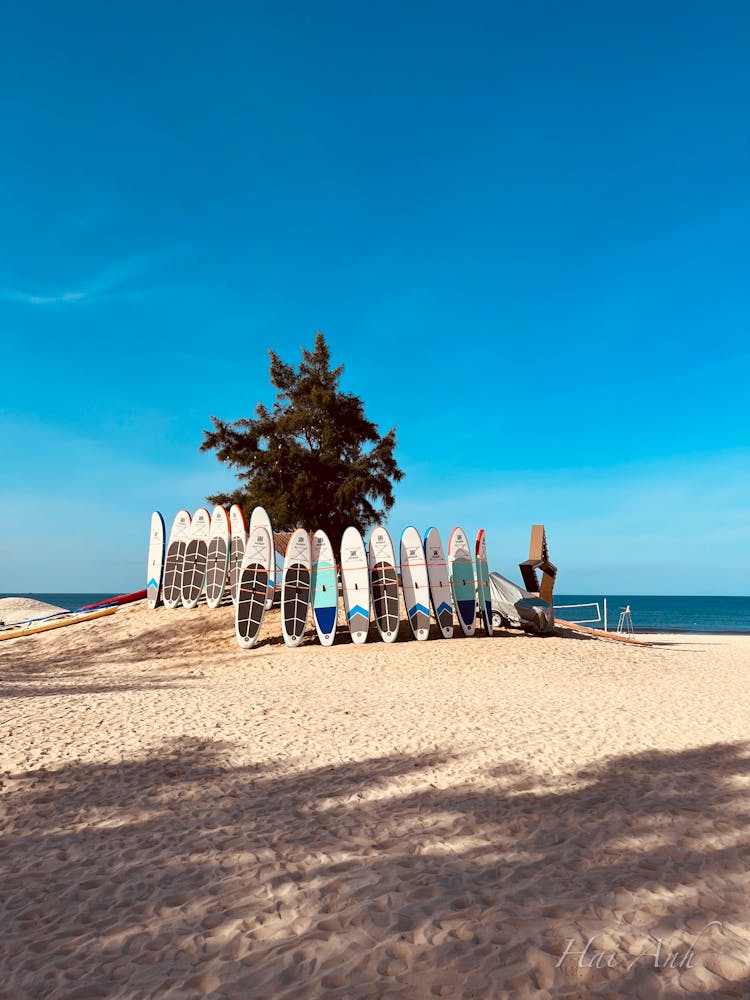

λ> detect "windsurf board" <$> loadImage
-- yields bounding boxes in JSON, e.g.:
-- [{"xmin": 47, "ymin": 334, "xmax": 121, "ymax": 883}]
[{"xmin": 0, "ymin": 607, "xmax": 117, "ymax": 642}]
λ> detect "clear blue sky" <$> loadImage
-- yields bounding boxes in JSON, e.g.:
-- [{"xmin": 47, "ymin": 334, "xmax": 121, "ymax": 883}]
[{"xmin": 1, "ymin": 1, "xmax": 748, "ymax": 595}]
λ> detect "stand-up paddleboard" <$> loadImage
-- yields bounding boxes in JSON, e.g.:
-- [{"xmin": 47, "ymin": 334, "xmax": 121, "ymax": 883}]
[
  {"xmin": 162, "ymin": 510, "xmax": 191, "ymax": 609},
  {"xmin": 181, "ymin": 508, "xmax": 210, "ymax": 608},
  {"xmin": 423, "ymin": 526, "xmax": 454, "ymax": 638},
  {"xmin": 146, "ymin": 511, "xmax": 166, "ymax": 610},
  {"xmin": 475, "ymin": 529, "xmax": 493, "ymax": 636},
  {"xmin": 311, "ymin": 529, "xmax": 338, "ymax": 646},
  {"xmin": 249, "ymin": 506, "xmax": 275, "ymax": 610},
  {"xmin": 281, "ymin": 528, "xmax": 311, "ymax": 647},
  {"xmin": 448, "ymin": 526, "xmax": 476, "ymax": 636},
  {"xmin": 205, "ymin": 505, "xmax": 230, "ymax": 608},
  {"xmin": 235, "ymin": 525, "xmax": 272, "ymax": 649},
  {"xmin": 400, "ymin": 526, "xmax": 431, "ymax": 640},
  {"xmin": 229, "ymin": 505, "xmax": 247, "ymax": 606},
  {"xmin": 340, "ymin": 526, "xmax": 370, "ymax": 643},
  {"xmin": 368, "ymin": 525, "xmax": 400, "ymax": 643}
]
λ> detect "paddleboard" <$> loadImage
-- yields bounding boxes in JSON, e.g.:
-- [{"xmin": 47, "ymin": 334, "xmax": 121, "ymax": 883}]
[
  {"xmin": 249, "ymin": 506, "xmax": 275, "ymax": 610},
  {"xmin": 281, "ymin": 528, "xmax": 311, "ymax": 647},
  {"xmin": 423, "ymin": 526, "xmax": 454, "ymax": 638},
  {"xmin": 228, "ymin": 504, "xmax": 247, "ymax": 606},
  {"xmin": 311, "ymin": 529, "xmax": 338, "ymax": 646},
  {"xmin": 340, "ymin": 526, "xmax": 370, "ymax": 643},
  {"xmin": 146, "ymin": 512, "xmax": 166, "ymax": 610},
  {"xmin": 368, "ymin": 525, "xmax": 400, "ymax": 642},
  {"xmin": 475, "ymin": 529, "xmax": 494, "ymax": 636},
  {"xmin": 400, "ymin": 525, "xmax": 431, "ymax": 640},
  {"xmin": 205, "ymin": 505, "xmax": 230, "ymax": 608},
  {"xmin": 235, "ymin": 524, "xmax": 272, "ymax": 649},
  {"xmin": 162, "ymin": 510, "xmax": 191, "ymax": 609},
  {"xmin": 181, "ymin": 507, "xmax": 210, "ymax": 608},
  {"xmin": 448, "ymin": 526, "xmax": 476, "ymax": 636}
]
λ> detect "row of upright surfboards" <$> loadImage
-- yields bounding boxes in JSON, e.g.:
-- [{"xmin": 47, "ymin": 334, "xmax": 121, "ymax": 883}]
[{"xmin": 146, "ymin": 505, "xmax": 494, "ymax": 649}]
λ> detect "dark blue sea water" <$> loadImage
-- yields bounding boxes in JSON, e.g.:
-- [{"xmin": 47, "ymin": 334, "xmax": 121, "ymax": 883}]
[
  {"xmin": 0, "ymin": 593, "xmax": 117, "ymax": 612},
  {"xmin": 555, "ymin": 595, "xmax": 750, "ymax": 634},
  {"xmin": 2, "ymin": 593, "xmax": 749, "ymax": 634}
]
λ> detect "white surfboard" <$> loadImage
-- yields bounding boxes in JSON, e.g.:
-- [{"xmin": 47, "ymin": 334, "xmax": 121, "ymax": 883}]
[
  {"xmin": 340, "ymin": 526, "xmax": 370, "ymax": 643},
  {"xmin": 448, "ymin": 526, "xmax": 476, "ymax": 636},
  {"xmin": 249, "ymin": 506, "xmax": 275, "ymax": 610},
  {"xmin": 368, "ymin": 525, "xmax": 400, "ymax": 643},
  {"xmin": 228, "ymin": 505, "xmax": 247, "ymax": 606},
  {"xmin": 400, "ymin": 525, "xmax": 431, "ymax": 640},
  {"xmin": 475, "ymin": 529, "xmax": 494, "ymax": 636},
  {"xmin": 423, "ymin": 526, "xmax": 454, "ymax": 638},
  {"xmin": 311, "ymin": 529, "xmax": 338, "ymax": 646},
  {"xmin": 181, "ymin": 508, "xmax": 211, "ymax": 608},
  {"xmin": 281, "ymin": 528, "xmax": 311, "ymax": 647},
  {"xmin": 205, "ymin": 505, "xmax": 230, "ymax": 608},
  {"xmin": 162, "ymin": 510, "xmax": 191, "ymax": 609},
  {"xmin": 235, "ymin": 525, "xmax": 272, "ymax": 649},
  {"xmin": 146, "ymin": 511, "xmax": 166, "ymax": 610}
]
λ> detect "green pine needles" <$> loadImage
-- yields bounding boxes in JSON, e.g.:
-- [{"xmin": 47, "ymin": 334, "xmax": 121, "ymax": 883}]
[{"xmin": 201, "ymin": 331, "xmax": 404, "ymax": 547}]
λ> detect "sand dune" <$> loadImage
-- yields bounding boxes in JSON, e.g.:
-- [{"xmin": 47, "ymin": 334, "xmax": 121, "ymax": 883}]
[
  {"xmin": 1, "ymin": 601, "xmax": 749, "ymax": 997},
  {"xmin": 0, "ymin": 597, "xmax": 68, "ymax": 626}
]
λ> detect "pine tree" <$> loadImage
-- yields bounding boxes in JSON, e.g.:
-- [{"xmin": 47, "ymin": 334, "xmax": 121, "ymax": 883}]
[{"xmin": 201, "ymin": 332, "xmax": 404, "ymax": 546}]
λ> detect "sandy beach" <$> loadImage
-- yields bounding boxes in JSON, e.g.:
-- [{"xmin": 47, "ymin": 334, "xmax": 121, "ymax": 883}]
[
  {"xmin": 2, "ymin": 601, "xmax": 749, "ymax": 998},
  {"xmin": 0, "ymin": 598, "xmax": 69, "ymax": 626}
]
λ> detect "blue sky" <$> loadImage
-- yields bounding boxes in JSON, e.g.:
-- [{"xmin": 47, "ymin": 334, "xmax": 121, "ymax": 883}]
[{"xmin": 1, "ymin": 1, "xmax": 748, "ymax": 594}]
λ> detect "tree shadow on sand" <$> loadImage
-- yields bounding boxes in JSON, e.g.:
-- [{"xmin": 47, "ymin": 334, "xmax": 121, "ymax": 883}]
[{"xmin": 2, "ymin": 740, "xmax": 750, "ymax": 998}]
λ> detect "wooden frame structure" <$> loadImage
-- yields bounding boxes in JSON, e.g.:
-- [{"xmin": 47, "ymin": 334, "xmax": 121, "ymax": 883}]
[{"xmin": 519, "ymin": 524, "xmax": 557, "ymax": 605}]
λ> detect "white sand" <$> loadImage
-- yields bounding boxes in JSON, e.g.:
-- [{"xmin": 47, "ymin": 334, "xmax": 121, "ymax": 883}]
[
  {"xmin": 0, "ymin": 597, "xmax": 68, "ymax": 626},
  {"xmin": 1, "ymin": 602, "xmax": 749, "ymax": 997}
]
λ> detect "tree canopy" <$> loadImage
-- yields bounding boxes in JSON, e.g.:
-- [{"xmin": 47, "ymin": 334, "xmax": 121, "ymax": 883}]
[{"xmin": 201, "ymin": 332, "xmax": 404, "ymax": 546}]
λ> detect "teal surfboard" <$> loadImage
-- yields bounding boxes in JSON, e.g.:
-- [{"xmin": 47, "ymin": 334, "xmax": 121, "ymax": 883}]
[
  {"xmin": 475, "ymin": 529, "xmax": 493, "ymax": 636},
  {"xmin": 311, "ymin": 529, "xmax": 338, "ymax": 646},
  {"xmin": 448, "ymin": 526, "xmax": 476, "ymax": 636}
]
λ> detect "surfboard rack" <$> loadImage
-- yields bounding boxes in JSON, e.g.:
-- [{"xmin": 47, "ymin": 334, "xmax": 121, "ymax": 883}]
[{"xmin": 519, "ymin": 524, "xmax": 557, "ymax": 604}]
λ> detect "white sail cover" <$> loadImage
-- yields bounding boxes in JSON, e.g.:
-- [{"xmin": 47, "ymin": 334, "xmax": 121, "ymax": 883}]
[{"xmin": 489, "ymin": 572, "xmax": 555, "ymax": 634}]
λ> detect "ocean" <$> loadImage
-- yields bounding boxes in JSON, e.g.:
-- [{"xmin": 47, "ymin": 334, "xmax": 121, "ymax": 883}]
[
  {"xmin": 554, "ymin": 594, "xmax": 750, "ymax": 634},
  {"xmin": 2, "ymin": 593, "xmax": 749, "ymax": 635},
  {"xmin": 0, "ymin": 593, "xmax": 117, "ymax": 612}
]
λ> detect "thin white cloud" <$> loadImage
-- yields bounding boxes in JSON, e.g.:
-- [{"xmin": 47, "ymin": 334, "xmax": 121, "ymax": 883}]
[
  {"xmin": 0, "ymin": 289, "xmax": 87, "ymax": 305},
  {"xmin": 0, "ymin": 247, "xmax": 187, "ymax": 307}
]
